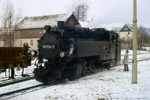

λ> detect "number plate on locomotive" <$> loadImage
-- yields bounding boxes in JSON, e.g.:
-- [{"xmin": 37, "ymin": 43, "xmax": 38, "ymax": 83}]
[{"xmin": 43, "ymin": 45, "xmax": 55, "ymax": 49}]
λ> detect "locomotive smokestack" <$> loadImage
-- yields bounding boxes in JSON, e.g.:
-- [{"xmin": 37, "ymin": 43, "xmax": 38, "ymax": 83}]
[{"xmin": 57, "ymin": 21, "xmax": 64, "ymax": 30}]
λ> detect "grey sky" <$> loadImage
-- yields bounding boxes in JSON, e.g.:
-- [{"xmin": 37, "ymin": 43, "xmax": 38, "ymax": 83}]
[{"xmin": 0, "ymin": 0, "xmax": 149, "ymax": 29}]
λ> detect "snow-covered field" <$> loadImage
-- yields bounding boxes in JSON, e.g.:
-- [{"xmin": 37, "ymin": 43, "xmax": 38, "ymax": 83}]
[{"xmin": 1, "ymin": 49, "xmax": 150, "ymax": 100}]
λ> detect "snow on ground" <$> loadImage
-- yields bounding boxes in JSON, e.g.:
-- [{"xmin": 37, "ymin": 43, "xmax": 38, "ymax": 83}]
[
  {"xmin": 142, "ymin": 47, "xmax": 150, "ymax": 51},
  {"xmin": 0, "ymin": 61, "xmax": 36, "ymax": 81},
  {"xmin": 121, "ymin": 49, "xmax": 150, "ymax": 64},
  {"xmin": 1, "ymin": 49, "xmax": 150, "ymax": 100},
  {"xmin": 121, "ymin": 49, "xmax": 150, "ymax": 56},
  {"xmin": 0, "ymin": 80, "xmax": 41, "ymax": 94}
]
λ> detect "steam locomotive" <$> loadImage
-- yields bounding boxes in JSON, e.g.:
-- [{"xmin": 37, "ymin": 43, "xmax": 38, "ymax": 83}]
[{"xmin": 34, "ymin": 21, "xmax": 121, "ymax": 83}]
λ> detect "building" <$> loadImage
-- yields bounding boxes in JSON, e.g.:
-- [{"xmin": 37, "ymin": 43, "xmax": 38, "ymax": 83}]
[
  {"xmin": 14, "ymin": 14, "xmax": 81, "ymax": 50},
  {"xmin": 64, "ymin": 14, "xmax": 81, "ymax": 27},
  {"xmin": 0, "ymin": 29, "xmax": 14, "ymax": 47},
  {"xmin": 119, "ymin": 24, "xmax": 133, "ymax": 41}
]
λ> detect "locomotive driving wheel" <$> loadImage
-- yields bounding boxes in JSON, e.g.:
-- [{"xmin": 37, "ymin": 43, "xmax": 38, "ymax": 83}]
[{"xmin": 70, "ymin": 62, "xmax": 83, "ymax": 80}]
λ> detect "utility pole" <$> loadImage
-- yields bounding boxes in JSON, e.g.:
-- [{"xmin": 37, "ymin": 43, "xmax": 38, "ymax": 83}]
[{"xmin": 132, "ymin": 0, "xmax": 138, "ymax": 84}]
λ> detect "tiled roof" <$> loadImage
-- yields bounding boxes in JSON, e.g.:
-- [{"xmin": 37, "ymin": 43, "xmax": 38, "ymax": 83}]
[
  {"xmin": 126, "ymin": 24, "xmax": 133, "ymax": 31},
  {"xmin": 15, "ymin": 14, "xmax": 67, "ymax": 30}
]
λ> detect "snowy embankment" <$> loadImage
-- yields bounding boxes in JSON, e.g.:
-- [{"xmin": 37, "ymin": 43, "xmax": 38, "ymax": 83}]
[{"xmin": 0, "ymin": 49, "xmax": 149, "ymax": 100}]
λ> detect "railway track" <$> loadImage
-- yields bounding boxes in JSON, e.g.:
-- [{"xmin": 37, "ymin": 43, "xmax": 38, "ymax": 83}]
[
  {"xmin": 0, "ymin": 78, "xmax": 68, "ymax": 100},
  {"xmin": 0, "ymin": 84, "xmax": 46, "ymax": 100},
  {"xmin": 0, "ymin": 76, "xmax": 34, "ymax": 87}
]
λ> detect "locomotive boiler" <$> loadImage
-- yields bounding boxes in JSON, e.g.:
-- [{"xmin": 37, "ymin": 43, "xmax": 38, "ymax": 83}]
[{"xmin": 34, "ymin": 22, "xmax": 121, "ymax": 83}]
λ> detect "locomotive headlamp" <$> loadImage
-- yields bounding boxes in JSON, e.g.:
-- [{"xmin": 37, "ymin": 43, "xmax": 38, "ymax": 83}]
[
  {"xmin": 60, "ymin": 51, "xmax": 65, "ymax": 57},
  {"xmin": 31, "ymin": 51, "xmax": 35, "ymax": 55},
  {"xmin": 31, "ymin": 50, "xmax": 37, "ymax": 57}
]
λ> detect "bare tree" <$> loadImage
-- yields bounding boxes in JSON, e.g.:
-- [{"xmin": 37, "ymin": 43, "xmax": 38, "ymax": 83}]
[
  {"xmin": 126, "ymin": 32, "xmax": 133, "ymax": 49},
  {"xmin": 1, "ymin": 0, "xmax": 22, "ymax": 46},
  {"xmin": 73, "ymin": 4, "xmax": 89, "ymax": 21},
  {"xmin": 137, "ymin": 26, "xmax": 149, "ymax": 50}
]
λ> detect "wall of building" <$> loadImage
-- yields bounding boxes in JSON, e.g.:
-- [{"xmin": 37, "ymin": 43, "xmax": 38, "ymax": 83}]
[
  {"xmin": 15, "ymin": 29, "xmax": 45, "ymax": 39},
  {"xmin": 15, "ymin": 29, "xmax": 45, "ymax": 50},
  {"xmin": 119, "ymin": 31, "xmax": 133, "ymax": 41},
  {"xmin": 15, "ymin": 38, "xmax": 39, "ymax": 50},
  {"xmin": 64, "ymin": 15, "xmax": 81, "ymax": 27}
]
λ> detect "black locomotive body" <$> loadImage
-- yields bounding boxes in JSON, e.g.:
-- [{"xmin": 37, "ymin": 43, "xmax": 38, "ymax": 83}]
[{"xmin": 34, "ymin": 22, "xmax": 121, "ymax": 83}]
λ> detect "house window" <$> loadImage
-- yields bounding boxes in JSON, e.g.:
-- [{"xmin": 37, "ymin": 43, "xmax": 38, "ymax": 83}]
[
  {"xmin": 20, "ymin": 40, "xmax": 22, "ymax": 46},
  {"xmin": 31, "ymin": 40, "xmax": 33, "ymax": 45}
]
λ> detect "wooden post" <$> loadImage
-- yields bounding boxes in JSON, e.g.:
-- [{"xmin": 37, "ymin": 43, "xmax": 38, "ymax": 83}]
[{"xmin": 11, "ymin": 68, "xmax": 15, "ymax": 79}]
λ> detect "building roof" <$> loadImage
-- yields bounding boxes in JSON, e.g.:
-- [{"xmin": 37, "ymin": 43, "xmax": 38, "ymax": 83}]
[
  {"xmin": 64, "ymin": 14, "xmax": 81, "ymax": 27},
  {"xmin": 0, "ymin": 29, "xmax": 14, "ymax": 34},
  {"xmin": 15, "ymin": 14, "xmax": 67, "ymax": 30},
  {"xmin": 120, "ymin": 24, "xmax": 133, "ymax": 32},
  {"xmin": 120, "ymin": 24, "xmax": 150, "ymax": 35}
]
